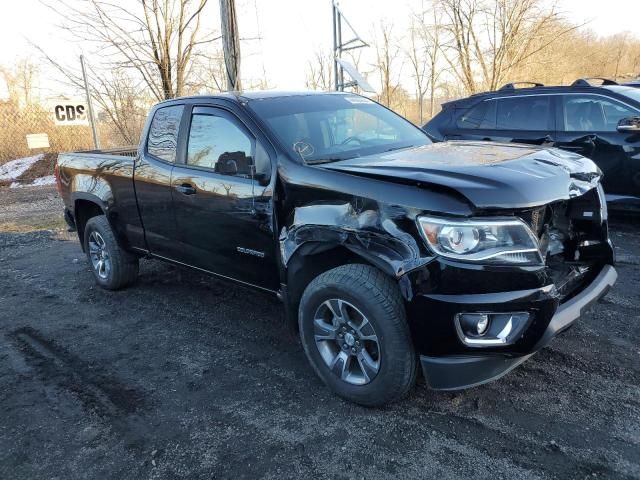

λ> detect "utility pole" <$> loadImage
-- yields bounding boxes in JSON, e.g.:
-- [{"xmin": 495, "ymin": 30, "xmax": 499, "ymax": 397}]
[
  {"xmin": 332, "ymin": 2, "xmax": 338, "ymax": 91},
  {"xmin": 80, "ymin": 55, "xmax": 100, "ymax": 149},
  {"xmin": 331, "ymin": 1, "xmax": 372, "ymax": 92},
  {"xmin": 219, "ymin": 0, "xmax": 242, "ymax": 91}
]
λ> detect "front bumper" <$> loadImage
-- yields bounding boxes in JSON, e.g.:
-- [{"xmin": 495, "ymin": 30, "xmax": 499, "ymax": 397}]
[{"xmin": 419, "ymin": 264, "xmax": 617, "ymax": 390}]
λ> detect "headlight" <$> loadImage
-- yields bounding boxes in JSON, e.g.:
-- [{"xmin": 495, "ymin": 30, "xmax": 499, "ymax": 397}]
[{"xmin": 417, "ymin": 215, "xmax": 542, "ymax": 264}]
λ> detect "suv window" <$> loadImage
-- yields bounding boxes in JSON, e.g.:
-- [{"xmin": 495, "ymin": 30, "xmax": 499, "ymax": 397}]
[
  {"xmin": 496, "ymin": 96, "xmax": 551, "ymax": 130},
  {"xmin": 187, "ymin": 113, "xmax": 254, "ymax": 177},
  {"xmin": 456, "ymin": 101, "xmax": 496, "ymax": 129},
  {"xmin": 562, "ymin": 95, "xmax": 638, "ymax": 132},
  {"xmin": 147, "ymin": 105, "xmax": 184, "ymax": 162}
]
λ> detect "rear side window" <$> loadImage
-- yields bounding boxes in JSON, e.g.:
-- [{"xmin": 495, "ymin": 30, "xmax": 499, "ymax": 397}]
[
  {"xmin": 496, "ymin": 96, "xmax": 551, "ymax": 130},
  {"xmin": 147, "ymin": 105, "xmax": 184, "ymax": 162},
  {"xmin": 456, "ymin": 101, "xmax": 496, "ymax": 129}
]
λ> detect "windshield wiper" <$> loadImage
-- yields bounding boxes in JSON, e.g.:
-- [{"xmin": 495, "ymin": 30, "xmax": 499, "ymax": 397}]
[
  {"xmin": 383, "ymin": 145, "xmax": 415, "ymax": 153},
  {"xmin": 304, "ymin": 157, "xmax": 350, "ymax": 165}
]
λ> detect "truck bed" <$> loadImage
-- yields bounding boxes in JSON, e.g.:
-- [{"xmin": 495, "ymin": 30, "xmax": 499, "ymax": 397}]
[{"xmin": 76, "ymin": 146, "xmax": 138, "ymax": 157}]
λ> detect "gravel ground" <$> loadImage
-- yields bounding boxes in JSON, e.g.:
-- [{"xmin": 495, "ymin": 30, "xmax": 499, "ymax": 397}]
[
  {"xmin": 0, "ymin": 186, "xmax": 64, "ymax": 231},
  {"xmin": 0, "ymin": 186, "xmax": 639, "ymax": 479}
]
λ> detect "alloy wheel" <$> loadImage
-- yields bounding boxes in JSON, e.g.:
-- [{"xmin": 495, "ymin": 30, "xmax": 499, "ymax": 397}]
[
  {"xmin": 88, "ymin": 231, "xmax": 111, "ymax": 280},
  {"xmin": 313, "ymin": 298, "xmax": 381, "ymax": 385}
]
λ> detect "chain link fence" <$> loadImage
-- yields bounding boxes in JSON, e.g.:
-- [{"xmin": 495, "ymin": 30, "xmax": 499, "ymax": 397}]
[
  {"xmin": 0, "ymin": 100, "xmax": 136, "ymax": 164},
  {"xmin": 0, "ymin": 101, "xmax": 93, "ymax": 163}
]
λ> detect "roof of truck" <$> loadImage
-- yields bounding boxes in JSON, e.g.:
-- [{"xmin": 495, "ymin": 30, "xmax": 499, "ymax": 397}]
[{"xmin": 156, "ymin": 90, "xmax": 348, "ymax": 105}]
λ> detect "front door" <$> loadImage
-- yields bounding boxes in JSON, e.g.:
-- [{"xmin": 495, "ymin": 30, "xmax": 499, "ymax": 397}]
[
  {"xmin": 170, "ymin": 105, "xmax": 278, "ymax": 291},
  {"xmin": 554, "ymin": 94, "xmax": 640, "ymax": 197}
]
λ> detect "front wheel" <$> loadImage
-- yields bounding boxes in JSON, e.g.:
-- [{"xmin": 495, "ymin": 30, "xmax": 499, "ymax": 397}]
[
  {"xmin": 298, "ymin": 264, "xmax": 417, "ymax": 407},
  {"xmin": 84, "ymin": 215, "xmax": 139, "ymax": 290}
]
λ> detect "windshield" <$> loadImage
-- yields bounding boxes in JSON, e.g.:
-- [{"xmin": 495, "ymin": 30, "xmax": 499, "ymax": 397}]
[{"xmin": 247, "ymin": 94, "xmax": 431, "ymax": 163}]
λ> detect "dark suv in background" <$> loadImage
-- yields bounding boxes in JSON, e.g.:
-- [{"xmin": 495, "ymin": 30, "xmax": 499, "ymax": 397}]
[{"xmin": 423, "ymin": 79, "xmax": 640, "ymax": 211}]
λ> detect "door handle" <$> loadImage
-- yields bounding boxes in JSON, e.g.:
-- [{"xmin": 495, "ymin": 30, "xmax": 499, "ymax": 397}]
[{"xmin": 175, "ymin": 183, "xmax": 197, "ymax": 195}]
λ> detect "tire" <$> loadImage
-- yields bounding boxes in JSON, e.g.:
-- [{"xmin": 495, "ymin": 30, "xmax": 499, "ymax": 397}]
[
  {"xmin": 298, "ymin": 264, "xmax": 417, "ymax": 407},
  {"xmin": 84, "ymin": 215, "xmax": 138, "ymax": 290}
]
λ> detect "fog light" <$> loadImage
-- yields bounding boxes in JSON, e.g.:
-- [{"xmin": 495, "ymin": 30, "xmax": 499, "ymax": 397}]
[
  {"xmin": 455, "ymin": 312, "xmax": 531, "ymax": 347},
  {"xmin": 476, "ymin": 314, "xmax": 489, "ymax": 335}
]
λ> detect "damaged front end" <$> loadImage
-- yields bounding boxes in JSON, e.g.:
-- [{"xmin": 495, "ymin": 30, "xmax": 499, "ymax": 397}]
[
  {"xmin": 520, "ymin": 184, "xmax": 614, "ymax": 302},
  {"xmin": 409, "ymin": 183, "xmax": 616, "ymax": 390},
  {"xmin": 279, "ymin": 158, "xmax": 616, "ymax": 390}
]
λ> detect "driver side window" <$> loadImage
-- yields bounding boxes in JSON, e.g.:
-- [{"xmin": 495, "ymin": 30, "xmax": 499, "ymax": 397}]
[{"xmin": 187, "ymin": 113, "xmax": 254, "ymax": 177}]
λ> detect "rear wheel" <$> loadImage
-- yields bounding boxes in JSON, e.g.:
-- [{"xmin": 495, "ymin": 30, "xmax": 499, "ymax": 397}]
[
  {"xmin": 84, "ymin": 216, "xmax": 138, "ymax": 290},
  {"xmin": 298, "ymin": 264, "xmax": 417, "ymax": 407}
]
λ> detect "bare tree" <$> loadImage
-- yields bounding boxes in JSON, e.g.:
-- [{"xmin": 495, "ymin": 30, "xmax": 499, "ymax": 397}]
[
  {"xmin": 244, "ymin": 62, "xmax": 274, "ymax": 90},
  {"xmin": 406, "ymin": 3, "xmax": 444, "ymax": 123},
  {"xmin": 90, "ymin": 69, "xmax": 149, "ymax": 145},
  {"xmin": 438, "ymin": 0, "xmax": 478, "ymax": 93},
  {"xmin": 43, "ymin": 0, "xmax": 217, "ymax": 101},
  {"xmin": 406, "ymin": 18, "xmax": 429, "ymax": 123},
  {"xmin": 610, "ymin": 33, "xmax": 629, "ymax": 79},
  {"xmin": 305, "ymin": 49, "xmax": 334, "ymax": 91},
  {"xmin": 372, "ymin": 22, "xmax": 404, "ymax": 109},
  {"xmin": 189, "ymin": 51, "xmax": 228, "ymax": 93},
  {"xmin": 439, "ymin": 0, "xmax": 580, "ymax": 93},
  {"xmin": 221, "ymin": 183, "xmax": 233, "ymax": 196},
  {"xmin": 423, "ymin": 6, "xmax": 445, "ymax": 118},
  {"xmin": 0, "ymin": 60, "xmax": 38, "ymax": 106}
]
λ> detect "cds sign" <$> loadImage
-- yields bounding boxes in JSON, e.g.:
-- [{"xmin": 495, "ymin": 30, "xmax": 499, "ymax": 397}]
[{"xmin": 51, "ymin": 100, "xmax": 89, "ymax": 126}]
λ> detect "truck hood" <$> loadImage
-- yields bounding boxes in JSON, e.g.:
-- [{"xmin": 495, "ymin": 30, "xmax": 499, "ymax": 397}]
[{"xmin": 318, "ymin": 141, "xmax": 601, "ymax": 209}]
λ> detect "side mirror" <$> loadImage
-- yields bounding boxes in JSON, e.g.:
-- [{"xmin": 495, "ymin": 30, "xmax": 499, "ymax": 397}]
[{"xmin": 617, "ymin": 116, "xmax": 640, "ymax": 133}]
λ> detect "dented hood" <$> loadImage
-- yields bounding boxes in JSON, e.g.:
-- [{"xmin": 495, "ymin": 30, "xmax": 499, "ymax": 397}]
[{"xmin": 319, "ymin": 141, "xmax": 601, "ymax": 209}]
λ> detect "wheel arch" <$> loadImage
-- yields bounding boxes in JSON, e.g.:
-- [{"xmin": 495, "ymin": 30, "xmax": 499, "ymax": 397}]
[
  {"xmin": 284, "ymin": 241, "xmax": 406, "ymax": 333},
  {"xmin": 72, "ymin": 193, "xmax": 122, "ymax": 252}
]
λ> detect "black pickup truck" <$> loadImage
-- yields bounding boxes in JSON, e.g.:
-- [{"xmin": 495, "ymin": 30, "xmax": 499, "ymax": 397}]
[{"xmin": 55, "ymin": 91, "xmax": 617, "ymax": 406}]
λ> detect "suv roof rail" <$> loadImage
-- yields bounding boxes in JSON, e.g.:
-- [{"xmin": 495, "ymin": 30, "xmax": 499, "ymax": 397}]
[
  {"xmin": 572, "ymin": 77, "xmax": 619, "ymax": 87},
  {"xmin": 499, "ymin": 81, "xmax": 544, "ymax": 91}
]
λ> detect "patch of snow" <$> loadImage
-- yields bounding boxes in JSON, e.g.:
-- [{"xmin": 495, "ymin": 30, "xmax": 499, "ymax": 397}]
[
  {"xmin": 9, "ymin": 175, "xmax": 56, "ymax": 189},
  {"xmin": 30, "ymin": 175, "xmax": 56, "ymax": 186},
  {"xmin": 0, "ymin": 154, "xmax": 43, "ymax": 181}
]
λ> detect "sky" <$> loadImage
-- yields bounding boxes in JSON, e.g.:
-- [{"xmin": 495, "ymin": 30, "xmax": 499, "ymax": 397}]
[{"xmin": 1, "ymin": 0, "xmax": 639, "ymax": 98}]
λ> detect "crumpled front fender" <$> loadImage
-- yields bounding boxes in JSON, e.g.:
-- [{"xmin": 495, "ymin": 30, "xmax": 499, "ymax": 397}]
[{"xmin": 279, "ymin": 201, "xmax": 437, "ymax": 300}]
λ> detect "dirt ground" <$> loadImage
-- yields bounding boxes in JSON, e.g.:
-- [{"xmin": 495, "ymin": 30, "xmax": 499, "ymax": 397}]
[{"xmin": 1, "ymin": 186, "xmax": 639, "ymax": 479}]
